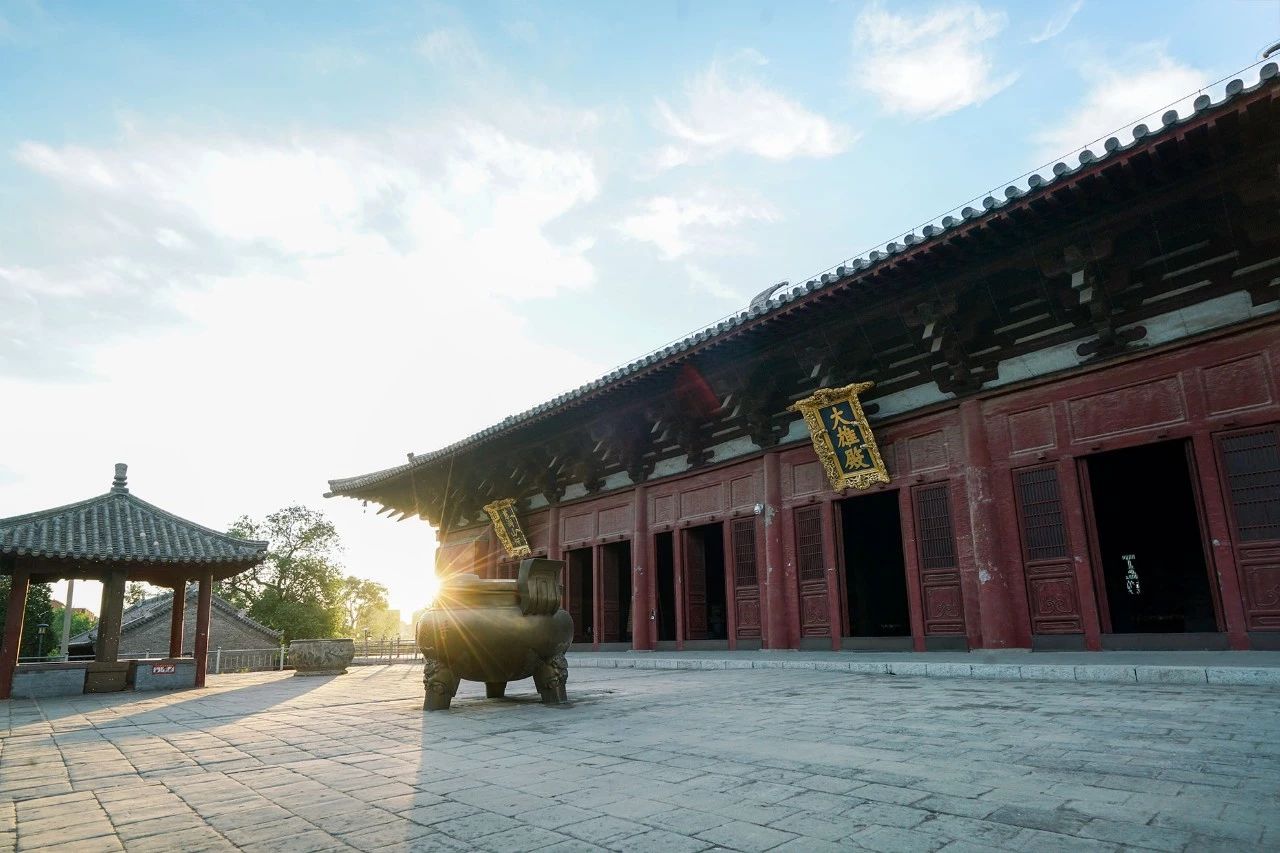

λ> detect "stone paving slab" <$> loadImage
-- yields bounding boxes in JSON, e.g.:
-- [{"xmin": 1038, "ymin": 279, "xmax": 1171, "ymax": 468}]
[
  {"xmin": 567, "ymin": 649, "xmax": 1280, "ymax": 687},
  {"xmin": 1, "ymin": 663, "xmax": 1278, "ymax": 851}
]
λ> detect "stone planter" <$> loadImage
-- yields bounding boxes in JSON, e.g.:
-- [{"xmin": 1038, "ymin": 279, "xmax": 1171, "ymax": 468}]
[
  {"xmin": 417, "ymin": 558, "xmax": 572, "ymax": 710},
  {"xmin": 288, "ymin": 638, "xmax": 355, "ymax": 676}
]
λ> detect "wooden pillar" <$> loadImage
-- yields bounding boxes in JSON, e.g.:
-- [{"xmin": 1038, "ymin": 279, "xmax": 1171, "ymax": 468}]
[
  {"xmin": 591, "ymin": 545, "xmax": 602, "ymax": 650},
  {"xmin": 899, "ymin": 487, "xmax": 927, "ymax": 652},
  {"xmin": 959, "ymin": 399, "xmax": 1031, "ymax": 648},
  {"xmin": 168, "ymin": 582, "xmax": 187, "ymax": 658},
  {"xmin": 632, "ymin": 485, "xmax": 653, "ymax": 650},
  {"xmin": 762, "ymin": 450, "xmax": 787, "ymax": 649},
  {"xmin": 820, "ymin": 499, "xmax": 842, "ymax": 651},
  {"xmin": 548, "ymin": 504, "xmax": 564, "ymax": 609},
  {"xmin": 95, "ymin": 568, "xmax": 127, "ymax": 663},
  {"xmin": 0, "ymin": 561, "xmax": 30, "ymax": 701},
  {"xmin": 193, "ymin": 572, "xmax": 213, "ymax": 687},
  {"xmin": 673, "ymin": 526, "xmax": 686, "ymax": 649},
  {"xmin": 722, "ymin": 519, "xmax": 738, "ymax": 650}
]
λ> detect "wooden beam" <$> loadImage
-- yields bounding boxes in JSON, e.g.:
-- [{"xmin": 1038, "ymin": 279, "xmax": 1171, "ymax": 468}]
[
  {"xmin": 193, "ymin": 573, "xmax": 213, "ymax": 687},
  {"xmin": 0, "ymin": 561, "xmax": 30, "ymax": 700}
]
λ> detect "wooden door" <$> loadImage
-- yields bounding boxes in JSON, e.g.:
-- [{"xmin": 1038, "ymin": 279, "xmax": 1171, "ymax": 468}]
[
  {"xmin": 683, "ymin": 530, "xmax": 709, "ymax": 639},
  {"xmin": 912, "ymin": 484, "xmax": 966, "ymax": 636},
  {"xmin": 1216, "ymin": 425, "xmax": 1280, "ymax": 631},
  {"xmin": 601, "ymin": 547, "xmax": 621, "ymax": 642},
  {"xmin": 731, "ymin": 519, "xmax": 761, "ymax": 640},
  {"xmin": 795, "ymin": 506, "xmax": 830, "ymax": 637},
  {"xmin": 1014, "ymin": 465, "xmax": 1085, "ymax": 634}
]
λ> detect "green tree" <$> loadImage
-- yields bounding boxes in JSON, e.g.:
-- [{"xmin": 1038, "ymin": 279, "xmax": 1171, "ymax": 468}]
[
  {"xmin": 125, "ymin": 582, "xmax": 154, "ymax": 606},
  {"xmin": 341, "ymin": 576, "xmax": 390, "ymax": 636},
  {"xmin": 217, "ymin": 505, "xmax": 346, "ymax": 643},
  {"xmin": 0, "ymin": 578, "xmax": 58, "ymax": 658}
]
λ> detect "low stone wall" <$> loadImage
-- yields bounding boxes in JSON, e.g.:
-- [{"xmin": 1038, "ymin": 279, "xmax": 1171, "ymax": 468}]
[
  {"xmin": 10, "ymin": 664, "xmax": 89, "ymax": 698},
  {"xmin": 132, "ymin": 659, "xmax": 196, "ymax": 691}
]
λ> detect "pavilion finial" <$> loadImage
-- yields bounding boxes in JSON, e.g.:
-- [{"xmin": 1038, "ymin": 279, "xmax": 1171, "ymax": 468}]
[{"xmin": 111, "ymin": 463, "xmax": 129, "ymax": 494}]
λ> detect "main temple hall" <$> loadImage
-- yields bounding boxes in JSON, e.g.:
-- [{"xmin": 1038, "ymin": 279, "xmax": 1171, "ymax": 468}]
[{"xmin": 329, "ymin": 65, "xmax": 1280, "ymax": 655}]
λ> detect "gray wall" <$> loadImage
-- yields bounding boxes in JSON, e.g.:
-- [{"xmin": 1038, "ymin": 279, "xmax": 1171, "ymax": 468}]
[{"xmin": 122, "ymin": 595, "xmax": 280, "ymax": 656}]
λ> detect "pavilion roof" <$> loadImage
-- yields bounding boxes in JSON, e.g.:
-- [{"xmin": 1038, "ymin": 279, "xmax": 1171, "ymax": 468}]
[
  {"xmin": 327, "ymin": 62, "xmax": 1280, "ymax": 501},
  {"xmin": 0, "ymin": 464, "xmax": 268, "ymax": 566}
]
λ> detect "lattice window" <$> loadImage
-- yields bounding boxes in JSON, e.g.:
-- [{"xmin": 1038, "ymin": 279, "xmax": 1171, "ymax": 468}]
[
  {"xmin": 731, "ymin": 519, "xmax": 757, "ymax": 588},
  {"xmin": 1220, "ymin": 426, "xmax": 1280, "ymax": 542},
  {"xmin": 795, "ymin": 506, "xmax": 825, "ymax": 581},
  {"xmin": 1015, "ymin": 466, "xmax": 1069, "ymax": 561},
  {"xmin": 914, "ymin": 484, "xmax": 957, "ymax": 570}
]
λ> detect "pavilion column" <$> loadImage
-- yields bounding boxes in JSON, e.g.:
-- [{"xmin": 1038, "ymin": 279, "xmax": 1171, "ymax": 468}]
[
  {"xmin": 0, "ymin": 560, "xmax": 31, "ymax": 701},
  {"xmin": 169, "ymin": 582, "xmax": 187, "ymax": 658},
  {"xmin": 95, "ymin": 568, "xmax": 127, "ymax": 663},
  {"xmin": 762, "ymin": 451, "xmax": 788, "ymax": 649},
  {"xmin": 193, "ymin": 572, "xmax": 213, "ymax": 688}
]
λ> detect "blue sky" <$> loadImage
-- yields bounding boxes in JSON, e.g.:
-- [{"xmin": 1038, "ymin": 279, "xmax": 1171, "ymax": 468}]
[{"xmin": 1, "ymin": 0, "xmax": 1276, "ymax": 613}]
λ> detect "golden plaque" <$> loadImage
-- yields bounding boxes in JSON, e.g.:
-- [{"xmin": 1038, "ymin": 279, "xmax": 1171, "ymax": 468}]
[
  {"xmin": 788, "ymin": 381, "xmax": 891, "ymax": 491},
  {"xmin": 483, "ymin": 498, "xmax": 532, "ymax": 558}
]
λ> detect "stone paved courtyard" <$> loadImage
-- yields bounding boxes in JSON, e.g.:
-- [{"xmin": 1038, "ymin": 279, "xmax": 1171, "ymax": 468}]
[{"xmin": 1, "ymin": 664, "xmax": 1278, "ymax": 852}]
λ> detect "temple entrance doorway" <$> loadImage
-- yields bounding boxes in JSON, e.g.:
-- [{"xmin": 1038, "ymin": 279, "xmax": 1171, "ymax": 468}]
[
  {"xmin": 654, "ymin": 532, "xmax": 677, "ymax": 643},
  {"xmin": 565, "ymin": 547, "xmax": 593, "ymax": 644},
  {"xmin": 837, "ymin": 491, "xmax": 912, "ymax": 643},
  {"xmin": 599, "ymin": 541, "xmax": 632, "ymax": 644},
  {"xmin": 1084, "ymin": 440, "xmax": 1219, "ymax": 641},
  {"xmin": 683, "ymin": 524, "xmax": 728, "ymax": 641}
]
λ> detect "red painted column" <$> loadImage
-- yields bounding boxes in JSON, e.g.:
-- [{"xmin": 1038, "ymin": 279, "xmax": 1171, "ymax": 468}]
[
  {"xmin": 673, "ymin": 527, "xmax": 686, "ymax": 649},
  {"xmin": 0, "ymin": 562, "xmax": 30, "ymax": 701},
  {"xmin": 632, "ymin": 485, "xmax": 653, "ymax": 650},
  {"xmin": 168, "ymin": 582, "xmax": 187, "ymax": 658},
  {"xmin": 820, "ymin": 499, "xmax": 842, "ymax": 650},
  {"xmin": 898, "ymin": 488, "xmax": 927, "ymax": 652},
  {"xmin": 1190, "ymin": 432, "xmax": 1250, "ymax": 649},
  {"xmin": 780, "ymin": 503, "xmax": 801, "ymax": 649},
  {"xmin": 762, "ymin": 450, "xmax": 788, "ymax": 649},
  {"xmin": 193, "ymin": 572, "xmax": 213, "ymax": 688},
  {"xmin": 591, "ymin": 545, "xmax": 602, "ymax": 650},
  {"xmin": 548, "ymin": 503, "xmax": 564, "ymax": 609},
  {"xmin": 722, "ymin": 519, "xmax": 738, "ymax": 650},
  {"xmin": 959, "ymin": 399, "xmax": 1031, "ymax": 648}
]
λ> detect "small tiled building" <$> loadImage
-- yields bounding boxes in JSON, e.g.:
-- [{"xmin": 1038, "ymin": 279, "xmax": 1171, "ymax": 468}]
[{"xmin": 68, "ymin": 586, "xmax": 281, "ymax": 658}]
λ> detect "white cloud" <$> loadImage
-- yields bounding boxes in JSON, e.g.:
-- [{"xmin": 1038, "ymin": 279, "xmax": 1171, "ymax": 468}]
[
  {"xmin": 417, "ymin": 27, "xmax": 485, "ymax": 70},
  {"xmin": 1031, "ymin": 44, "xmax": 1206, "ymax": 164},
  {"xmin": 654, "ymin": 52, "xmax": 853, "ymax": 168},
  {"xmin": 3, "ymin": 118, "xmax": 609, "ymax": 615},
  {"xmin": 1030, "ymin": 0, "xmax": 1083, "ymax": 44},
  {"xmin": 617, "ymin": 192, "xmax": 779, "ymax": 260},
  {"xmin": 852, "ymin": 2, "xmax": 1016, "ymax": 119}
]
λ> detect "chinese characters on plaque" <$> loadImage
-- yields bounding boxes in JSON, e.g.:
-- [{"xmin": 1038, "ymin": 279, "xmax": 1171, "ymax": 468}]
[
  {"xmin": 482, "ymin": 498, "xmax": 532, "ymax": 559},
  {"xmin": 788, "ymin": 381, "xmax": 891, "ymax": 491}
]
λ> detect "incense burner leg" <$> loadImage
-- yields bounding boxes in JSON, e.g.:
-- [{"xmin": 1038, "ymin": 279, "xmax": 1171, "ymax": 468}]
[
  {"xmin": 423, "ymin": 657, "xmax": 459, "ymax": 711},
  {"xmin": 485, "ymin": 681, "xmax": 507, "ymax": 699},
  {"xmin": 532, "ymin": 653, "xmax": 569, "ymax": 705}
]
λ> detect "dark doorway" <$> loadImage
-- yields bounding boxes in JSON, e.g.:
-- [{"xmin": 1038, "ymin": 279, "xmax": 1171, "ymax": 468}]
[
  {"xmin": 599, "ymin": 541, "xmax": 632, "ymax": 643},
  {"xmin": 838, "ymin": 491, "xmax": 911, "ymax": 637},
  {"xmin": 654, "ymin": 533, "xmax": 676, "ymax": 642},
  {"xmin": 1086, "ymin": 440, "xmax": 1217, "ymax": 633},
  {"xmin": 566, "ymin": 547, "xmax": 593, "ymax": 643},
  {"xmin": 684, "ymin": 524, "xmax": 728, "ymax": 640}
]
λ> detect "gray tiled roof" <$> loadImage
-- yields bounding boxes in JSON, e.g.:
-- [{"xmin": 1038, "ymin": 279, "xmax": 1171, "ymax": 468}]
[
  {"xmin": 0, "ymin": 464, "xmax": 268, "ymax": 564},
  {"xmin": 68, "ymin": 584, "xmax": 281, "ymax": 645},
  {"xmin": 327, "ymin": 63, "xmax": 1280, "ymax": 498}
]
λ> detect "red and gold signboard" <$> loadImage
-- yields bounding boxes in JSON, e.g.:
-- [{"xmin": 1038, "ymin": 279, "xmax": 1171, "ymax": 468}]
[
  {"xmin": 483, "ymin": 498, "xmax": 532, "ymax": 559},
  {"xmin": 788, "ymin": 381, "xmax": 891, "ymax": 491}
]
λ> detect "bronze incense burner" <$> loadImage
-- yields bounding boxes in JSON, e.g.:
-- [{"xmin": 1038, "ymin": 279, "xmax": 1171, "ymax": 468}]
[{"xmin": 415, "ymin": 558, "xmax": 573, "ymax": 711}]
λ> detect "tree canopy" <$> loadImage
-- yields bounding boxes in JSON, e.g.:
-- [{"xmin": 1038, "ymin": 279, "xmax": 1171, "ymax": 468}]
[
  {"xmin": 217, "ymin": 505, "xmax": 347, "ymax": 643},
  {"xmin": 215, "ymin": 504, "xmax": 404, "ymax": 643}
]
